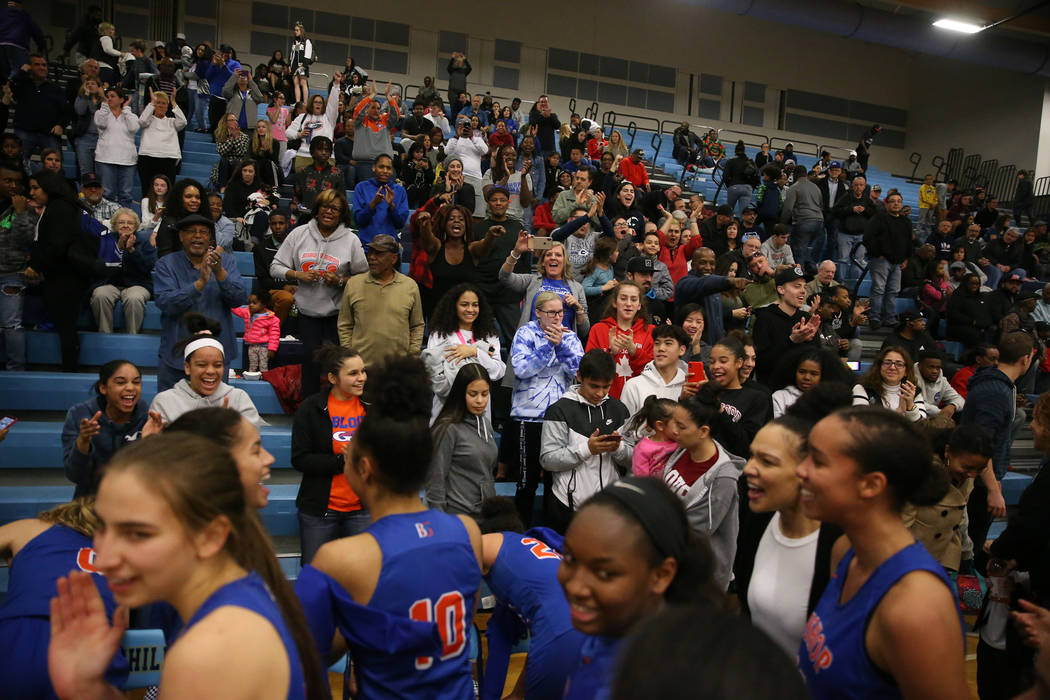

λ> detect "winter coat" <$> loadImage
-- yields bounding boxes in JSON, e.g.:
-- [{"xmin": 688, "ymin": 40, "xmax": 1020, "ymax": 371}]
[
  {"xmin": 540, "ymin": 385, "xmax": 633, "ymax": 510},
  {"xmin": 959, "ymin": 367, "xmax": 1017, "ymax": 479},
  {"xmin": 232, "ymin": 307, "xmax": 281, "ymax": 352}
]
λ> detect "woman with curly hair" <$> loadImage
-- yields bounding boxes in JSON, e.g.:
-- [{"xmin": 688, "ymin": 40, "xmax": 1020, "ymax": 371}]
[
  {"xmin": 852, "ymin": 345, "xmax": 926, "ymax": 421},
  {"xmin": 422, "ymin": 282, "xmax": 505, "ymax": 422},
  {"xmin": 210, "ymin": 113, "xmax": 251, "ymax": 190},
  {"xmin": 414, "ymin": 202, "xmax": 500, "ymax": 314}
]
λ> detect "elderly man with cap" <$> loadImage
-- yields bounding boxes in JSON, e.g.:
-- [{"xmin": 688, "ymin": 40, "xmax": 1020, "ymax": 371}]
[
  {"xmin": 338, "ymin": 234, "xmax": 423, "ymax": 368},
  {"xmin": 616, "ymin": 148, "xmax": 650, "ymax": 191},
  {"xmin": 153, "ymin": 213, "xmax": 249, "ymax": 391},
  {"xmin": 751, "ymin": 264, "xmax": 821, "ymax": 383},
  {"xmin": 78, "ymin": 173, "xmax": 120, "ymax": 226}
]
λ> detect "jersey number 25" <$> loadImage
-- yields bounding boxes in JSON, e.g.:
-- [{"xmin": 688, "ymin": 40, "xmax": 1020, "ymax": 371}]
[{"xmin": 409, "ymin": 591, "xmax": 467, "ymax": 670}]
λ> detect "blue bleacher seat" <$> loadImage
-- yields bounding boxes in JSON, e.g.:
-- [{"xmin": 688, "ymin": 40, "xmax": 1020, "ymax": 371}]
[
  {"xmin": 76, "ymin": 301, "xmax": 245, "ymax": 333},
  {"xmin": 0, "ymin": 371, "xmax": 284, "ymax": 414},
  {"xmin": 855, "ymin": 279, "xmax": 872, "ymax": 297},
  {"xmin": 987, "ymin": 520, "xmax": 1007, "ymax": 539},
  {"xmin": 939, "ymin": 341, "xmax": 964, "ymax": 360},
  {"xmin": 895, "ymin": 298, "xmax": 917, "ymax": 314},
  {"xmin": 234, "ymin": 250, "xmax": 256, "ymax": 277},
  {"xmin": 121, "ymin": 629, "xmax": 166, "ymax": 689},
  {"xmin": 0, "ymin": 422, "xmax": 291, "ymax": 469},
  {"xmin": 1002, "ymin": 472, "xmax": 1033, "ymax": 506},
  {"xmin": 26, "ymin": 331, "xmax": 244, "ymax": 369}
]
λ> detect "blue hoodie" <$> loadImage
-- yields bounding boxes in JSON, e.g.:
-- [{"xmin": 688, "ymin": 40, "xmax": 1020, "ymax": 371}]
[
  {"xmin": 351, "ymin": 178, "xmax": 409, "ymax": 246},
  {"xmin": 509, "ymin": 321, "xmax": 583, "ymax": 420},
  {"xmin": 960, "ymin": 366, "xmax": 1016, "ymax": 479},
  {"xmin": 0, "ymin": 6, "xmax": 46, "ymax": 51},
  {"xmin": 62, "ymin": 396, "xmax": 150, "ymax": 497}
]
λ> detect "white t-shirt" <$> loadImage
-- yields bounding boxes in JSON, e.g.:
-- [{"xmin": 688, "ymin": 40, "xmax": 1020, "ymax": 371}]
[{"xmin": 747, "ymin": 512, "xmax": 820, "ymax": 656}]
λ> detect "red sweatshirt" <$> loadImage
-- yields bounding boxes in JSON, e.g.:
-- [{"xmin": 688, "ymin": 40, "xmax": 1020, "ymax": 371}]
[{"xmin": 585, "ymin": 316, "xmax": 653, "ymax": 399}]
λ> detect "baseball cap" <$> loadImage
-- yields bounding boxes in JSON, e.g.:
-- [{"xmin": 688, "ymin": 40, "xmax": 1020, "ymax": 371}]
[
  {"xmin": 631, "ymin": 148, "xmax": 645, "ymax": 158},
  {"xmin": 742, "ymin": 204, "xmax": 757, "ymax": 213},
  {"xmin": 80, "ymin": 172, "xmax": 103, "ymax": 187},
  {"xmin": 899, "ymin": 310, "xmax": 926, "ymax": 324},
  {"xmin": 1017, "ymin": 291, "xmax": 1039, "ymax": 302},
  {"xmin": 774, "ymin": 265, "xmax": 805, "ymax": 286},
  {"xmin": 949, "ymin": 261, "xmax": 967, "ymax": 273},
  {"xmin": 1007, "ymin": 268, "xmax": 1027, "ymax": 282},
  {"xmin": 849, "ymin": 150, "xmax": 858, "ymax": 156},
  {"xmin": 627, "ymin": 257, "xmax": 655, "ymax": 274},
  {"xmin": 366, "ymin": 234, "xmax": 400, "ymax": 254},
  {"xmin": 872, "ymin": 185, "xmax": 882, "ymax": 192},
  {"xmin": 1034, "ymin": 220, "xmax": 1047, "ymax": 227},
  {"xmin": 176, "ymin": 214, "xmax": 215, "ymax": 232},
  {"xmin": 829, "ymin": 160, "xmax": 842, "ymax": 169}
]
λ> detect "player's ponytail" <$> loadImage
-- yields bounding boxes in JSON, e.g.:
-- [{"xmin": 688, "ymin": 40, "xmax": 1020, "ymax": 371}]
[{"xmin": 102, "ymin": 434, "xmax": 328, "ymax": 700}]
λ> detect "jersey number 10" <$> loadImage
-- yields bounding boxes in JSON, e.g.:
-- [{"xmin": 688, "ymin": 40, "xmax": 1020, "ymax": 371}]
[{"xmin": 409, "ymin": 591, "xmax": 467, "ymax": 670}]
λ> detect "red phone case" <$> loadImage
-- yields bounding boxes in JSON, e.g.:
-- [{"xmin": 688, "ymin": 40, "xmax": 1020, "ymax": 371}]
[{"xmin": 687, "ymin": 361, "xmax": 706, "ymax": 383}]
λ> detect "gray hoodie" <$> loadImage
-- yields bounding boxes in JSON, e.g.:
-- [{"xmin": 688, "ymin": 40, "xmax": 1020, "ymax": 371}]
[
  {"xmin": 426, "ymin": 413, "xmax": 498, "ymax": 515},
  {"xmin": 149, "ymin": 379, "xmax": 265, "ymax": 427},
  {"xmin": 661, "ymin": 440, "xmax": 744, "ymax": 590},
  {"xmin": 620, "ymin": 360, "xmax": 686, "ymax": 418},
  {"xmin": 269, "ymin": 219, "xmax": 368, "ymax": 318}
]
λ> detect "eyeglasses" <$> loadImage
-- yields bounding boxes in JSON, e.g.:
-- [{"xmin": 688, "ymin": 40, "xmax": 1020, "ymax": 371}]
[
  {"xmin": 881, "ymin": 360, "xmax": 906, "ymax": 369},
  {"xmin": 318, "ymin": 204, "xmax": 342, "ymax": 213},
  {"xmin": 538, "ymin": 309, "xmax": 565, "ymax": 317}
]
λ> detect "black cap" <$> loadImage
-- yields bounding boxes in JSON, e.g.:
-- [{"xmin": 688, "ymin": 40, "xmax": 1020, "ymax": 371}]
[
  {"xmin": 631, "ymin": 148, "xmax": 645, "ymax": 157},
  {"xmin": 742, "ymin": 204, "xmax": 757, "ymax": 213},
  {"xmin": 1017, "ymin": 291, "xmax": 1040, "ymax": 302},
  {"xmin": 774, "ymin": 264, "xmax": 805, "ymax": 286},
  {"xmin": 899, "ymin": 309, "xmax": 926, "ymax": 324},
  {"xmin": 627, "ymin": 256, "xmax": 655, "ymax": 274},
  {"xmin": 80, "ymin": 172, "xmax": 103, "ymax": 187},
  {"xmin": 716, "ymin": 204, "xmax": 733, "ymax": 216},
  {"xmin": 176, "ymin": 214, "xmax": 215, "ymax": 231}
]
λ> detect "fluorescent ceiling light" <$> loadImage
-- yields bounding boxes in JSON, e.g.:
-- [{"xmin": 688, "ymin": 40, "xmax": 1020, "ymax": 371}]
[{"xmin": 933, "ymin": 18, "xmax": 986, "ymax": 33}]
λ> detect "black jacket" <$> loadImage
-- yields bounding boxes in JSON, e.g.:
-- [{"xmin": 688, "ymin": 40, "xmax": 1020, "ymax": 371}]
[
  {"xmin": 722, "ymin": 155, "xmax": 759, "ymax": 188},
  {"xmin": 985, "ymin": 239, "xmax": 1024, "ymax": 269},
  {"xmin": 816, "ymin": 177, "xmax": 846, "ymax": 217},
  {"xmin": 734, "ymin": 477, "xmax": 843, "ymax": 619},
  {"xmin": 947, "ymin": 286, "xmax": 993, "ymax": 332},
  {"xmin": 253, "ymin": 232, "xmax": 288, "ymax": 293},
  {"xmin": 11, "ymin": 70, "xmax": 70, "ymax": 134},
  {"xmin": 752, "ymin": 304, "xmax": 815, "ymax": 384},
  {"xmin": 984, "ymin": 288, "xmax": 1018, "ymax": 323},
  {"xmin": 863, "ymin": 212, "xmax": 913, "ymax": 264},
  {"xmin": 291, "ymin": 388, "xmax": 350, "ymax": 517},
  {"xmin": 833, "ymin": 191, "xmax": 875, "ymax": 236},
  {"xmin": 990, "ymin": 460, "xmax": 1050, "ymax": 601},
  {"xmin": 1016, "ymin": 178, "xmax": 1034, "ymax": 206}
]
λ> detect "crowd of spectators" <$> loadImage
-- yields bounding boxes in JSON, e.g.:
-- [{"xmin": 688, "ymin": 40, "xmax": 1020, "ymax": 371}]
[{"xmin": 3, "ymin": 9, "xmax": 1050, "ymax": 699}]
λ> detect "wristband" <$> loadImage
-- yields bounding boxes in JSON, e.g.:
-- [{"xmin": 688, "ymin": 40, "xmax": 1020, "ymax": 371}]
[{"xmin": 510, "ymin": 252, "xmax": 521, "ymax": 260}]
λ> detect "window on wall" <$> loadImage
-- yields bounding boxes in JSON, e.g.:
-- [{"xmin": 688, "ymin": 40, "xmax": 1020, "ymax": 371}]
[
  {"xmin": 436, "ymin": 31, "xmax": 469, "ymax": 89},
  {"xmin": 114, "ymin": 4, "xmax": 150, "ymax": 41},
  {"xmin": 697, "ymin": 73, "xmax": 723, "ymax": 121},
  {"xmin": 492, "ymin": 38, "xmax": 521, "ymax": 92},
  {"xmin": 546, "ymin": 49, "xmax": 676, "ymax": 113},
  {"xmin": 248, "ymin": 4, "xmax": 409, "ymax": 73},
  {"xmin": 783, "ymin": 89, "xmax": 907, "ymax": 149}
]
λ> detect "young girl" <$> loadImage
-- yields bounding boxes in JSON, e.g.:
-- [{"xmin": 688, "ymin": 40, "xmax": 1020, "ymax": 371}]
[
  {"xmin": 149, "ymin": 314, "xmax": 263, "ymax": 426},
  {"xmin": 48, "ymin": 434, "xmax": 328, "ymax": 700},
  {"xmin": 581, "ymin": 237, "xmax": 619, "ymax": 325},
  {"xmin": 294, "ymin": 357, "xmax": 483, "ymax": 698},
  {"xmin": 585, "ymin": 281, "xmax": 653, "ymax": 399},
  {"xmin": 707, "ymin": 335, "xmax": 772, "ymax": 456},
  {"xmin": 422, "ymin": 283, "xmax": 506, "ymax": 423},
  {"xmin": 629, "ymin": 395, "xmax": 678, "ymax": 477},
  {"xmin": 852, "ymin": 346, "xmax": 926, "ymax": 421},
  {"xmin": 291, "ymin": 344, "xmax": 368, "ymax": 565},
  {"xmin": 0, "ymin": 500, "xmax": 129, "ymax": 698},
  {"xmin": 663, "ymin": 387, "xmax": 746, "ymax": 590},
  {"xmin": 770, "ymin": 349, "xmax": 825, "ymax": 418},
  {"xmin": 426, "ymin": 364, "xmax": 498, "ymax": 515},
  {"xmin": 233, "ymin": 291, "xmax": 282, "ymax": 374},
  {"xmin": 559, "ymin": 476, "xmax": 721, "ymax": 699},
  {"xmin": 289, "ymin": 22, "xmax": 313, "ymax": 104},
  {"xmin": 267, "ymin": 92, "xmax": 292, "ymax": 164},
  {"xmin": 735, "ymin": 384, "xmax": 851, "ymax": 657},
  {"xmin": 920, "ymin": 259, "xmax": 951, "ymax": 338},
  {"xmin": 678, "ymin": 303, "xmax": 711, "ymax": 365},
  {"xmin": 140, "ymin": 174, "xmax": 170, "ymax": 229},
  {"xmin": 796, "ymin": 407, "xmax": 968, "ymax": 699}
]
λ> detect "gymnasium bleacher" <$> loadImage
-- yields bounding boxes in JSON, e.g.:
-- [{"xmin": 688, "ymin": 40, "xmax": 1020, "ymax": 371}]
[{"xmin": 0, "ymin": 68, "xmax": 1035, "ymax": 606}]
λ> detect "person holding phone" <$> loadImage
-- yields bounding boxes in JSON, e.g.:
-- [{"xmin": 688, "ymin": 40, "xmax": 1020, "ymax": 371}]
[
  {"xmin": 445, "ymin": 118, "xmax": 489, "ymax": 217},
  {"xmin": 852, "ymin": 346, "xmax": 926, "ymax": 421}
]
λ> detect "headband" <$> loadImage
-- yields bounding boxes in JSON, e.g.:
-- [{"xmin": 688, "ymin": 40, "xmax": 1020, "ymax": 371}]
[
  {"xmin": 601, "ymin": 478, "xmax": 687, "ymax": 562},
  {"xmin": 183, "ymin": 336, "xmax": 224, "ymax": 360}
]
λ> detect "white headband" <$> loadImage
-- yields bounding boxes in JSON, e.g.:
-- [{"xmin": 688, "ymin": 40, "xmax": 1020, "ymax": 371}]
[{"xmin": 183, "ymin": 337, "xmax": 225, "ymax": 360}]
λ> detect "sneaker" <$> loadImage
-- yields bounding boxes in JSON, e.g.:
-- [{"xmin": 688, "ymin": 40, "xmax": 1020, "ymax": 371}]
[
  {"xmin": 228, "ymin": 368, "xmax": 238, "ymax": 380},
  {"xmin": 280, "ymin": 335, "xmax": 299, "ymax": 342}
]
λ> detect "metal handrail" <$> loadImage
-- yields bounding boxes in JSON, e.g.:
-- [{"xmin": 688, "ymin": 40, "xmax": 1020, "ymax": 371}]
[
  {"xmin": 770, "ymin": 137, "xmax": 819, "ymax": 156},
  {"xmin": 817, "ymin": 144, "xmax": 855, "ymax": 160},
  {"xmin": 906, "ymin": 152, "xmax": 922, "ymax": 183},
  {"xmin": 721, "ymin": 128, "xmax": 771, "ymax": 149},
  {"xmin": 651, "ymin": 131, "xmax": 663, "ymax": 161},
  {"xmin": 945, "ymin": 148, "xmax": 964, "ymax": 182},
  {"xmin": 930, "ymin": 155, "xmax": 947, "ymax": 183},
  {"xmin": 989, "ymin": 164, "xmax": 1018, "ymax": 205}
]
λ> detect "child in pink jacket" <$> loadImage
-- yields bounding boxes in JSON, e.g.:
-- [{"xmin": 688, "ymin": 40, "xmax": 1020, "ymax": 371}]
[
  {"xmin": 233, "ymin": 292, "xmax": 282, "ymax": 373},
  {"xmin": 628, "ymin": 396, "xmax": 679, "ymax": 477}
]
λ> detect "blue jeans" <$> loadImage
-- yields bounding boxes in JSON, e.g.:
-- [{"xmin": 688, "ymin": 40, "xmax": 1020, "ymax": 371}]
[
  {"xmin": 96, "ymin": 162, "xmax": 136, "ymax": 209},
  {"xmin": 14, "ymin": 130, "xmax": 60, "ymax": 173},
  {"xmin": 726, "ymin": 184, "xmax": 753, "ymax": 216},
  {"xmin": 791, "ymin": 220, "xmax": 825, "ymax": 268},
  {"xmin": 75, "ymin": 132, "xmax": 98, "ymax": 175},
  {"xmin": 868, "ymin": 256, "xmax": 902, "ymax": 325},
  {"xmin": 0, "ymin": 273, "xmax": 26, "ymax": 370},
  {"xmin": 2, "ymin": 46, "xmax": 28, "ymax": 80},
  {"xmin": 191, "ymin": 91, "xmax": 210, "ymax": 130},
  {"xmin": 298, "ymin": 509, "xmax": 372, "ymax": 565},
  {"xmin": 837, "ymin": 233, "xmax": 865, "ymax": 281}
]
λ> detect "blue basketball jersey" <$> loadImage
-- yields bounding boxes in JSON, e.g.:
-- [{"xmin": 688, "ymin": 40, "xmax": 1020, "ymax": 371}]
[
  {"xmin": 0, "ymin": 524, "xmax": 129, "ymax": 696},
  {"xmin": 798, "ymin": 542, "xmax": 961, "ymax": 699},
  {"xmin": 481, "ymin": 531, "xmax": 584, "ymax": 700},
  {"xmin": 562, "ymin": 634, "xmax": 623, "ymax": 700},
  {"xmin": 298, "ymin": 509, "xmax": 479, "ymax": 699},
  {"xmin": 179, "ymin": 572, "xmax": 306, "ymax": 700}
]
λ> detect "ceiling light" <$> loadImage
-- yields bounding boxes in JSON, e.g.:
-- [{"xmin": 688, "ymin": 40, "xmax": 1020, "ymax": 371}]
[{"xmin": 933, "ymin": 18, "xmax": 986, "ymax": 33}]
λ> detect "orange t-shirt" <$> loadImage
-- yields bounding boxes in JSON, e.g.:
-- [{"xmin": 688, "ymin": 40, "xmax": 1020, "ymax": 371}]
[{"xmin": 327, "ymin": 393, "xmax": 365, "ymax": 512}]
